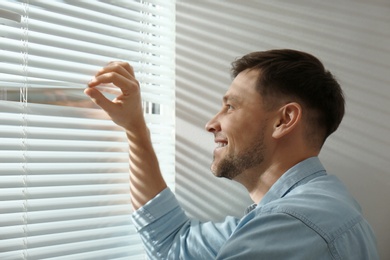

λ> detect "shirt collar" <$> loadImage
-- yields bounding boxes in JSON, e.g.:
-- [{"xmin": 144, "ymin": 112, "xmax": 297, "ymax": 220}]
[{"xmin": 257, "ymin": 157, "xmax": 327, "ymax": 207}]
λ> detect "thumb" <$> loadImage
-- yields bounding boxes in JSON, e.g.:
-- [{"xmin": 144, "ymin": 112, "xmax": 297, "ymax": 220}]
[{"xmin": 84, "ymin": 87, "xmax": 115, "ymax": 113}]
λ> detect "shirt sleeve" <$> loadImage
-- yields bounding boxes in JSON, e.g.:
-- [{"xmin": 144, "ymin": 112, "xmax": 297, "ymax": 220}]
[{"xmin": 131, "ymin": 188, "xmax": 240, "ymax": 260}]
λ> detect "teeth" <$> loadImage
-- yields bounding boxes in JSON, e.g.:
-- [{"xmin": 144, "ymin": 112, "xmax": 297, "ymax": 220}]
[{"xmin": 217, "ymin": 142, "xmax": 227, "ymax": 148}]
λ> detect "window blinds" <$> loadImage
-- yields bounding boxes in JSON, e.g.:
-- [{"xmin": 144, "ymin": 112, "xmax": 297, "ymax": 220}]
[{"xmin": 0, "ymin": 1, "xmax": 175, "ymax": 259}]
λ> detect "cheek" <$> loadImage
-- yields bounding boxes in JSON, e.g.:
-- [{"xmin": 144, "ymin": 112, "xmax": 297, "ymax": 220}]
[
  {"xmin": 227, "ymin": 128, "xmax": 248, "ymax": 150},
  {"xmin": 224, "ymin": 114, "xmax": 263, "ymax": 146},
  {"xmin": 238, "ymin": 125, "xmax": 267, "ymax": 148}
]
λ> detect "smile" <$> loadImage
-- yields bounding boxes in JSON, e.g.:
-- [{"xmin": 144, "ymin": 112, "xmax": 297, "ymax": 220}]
[{"xmin": 217, "ymin": 142, "xmax": 228, "ymax": 148}]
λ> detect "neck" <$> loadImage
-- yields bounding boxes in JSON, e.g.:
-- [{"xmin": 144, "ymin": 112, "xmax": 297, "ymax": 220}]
[{"xmin": 236, "ymin": 152, "xmax": 318, "ymax": 204}]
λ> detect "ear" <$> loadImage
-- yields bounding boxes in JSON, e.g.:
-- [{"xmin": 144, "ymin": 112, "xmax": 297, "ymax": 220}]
[{"xmin": 272, "ymin": 102, "xmax": 302, "ymax": 139}]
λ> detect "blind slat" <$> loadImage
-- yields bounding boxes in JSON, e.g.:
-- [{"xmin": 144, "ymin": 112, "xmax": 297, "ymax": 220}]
[{"xmin": 0, "ymin": 138, "xmax": 128, "ymax": 151}]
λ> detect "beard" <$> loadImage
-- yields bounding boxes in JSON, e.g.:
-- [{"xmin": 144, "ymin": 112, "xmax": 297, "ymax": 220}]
[{"xmin": 211, "ymin": 127, "xmax": 266, "ymax": 180}]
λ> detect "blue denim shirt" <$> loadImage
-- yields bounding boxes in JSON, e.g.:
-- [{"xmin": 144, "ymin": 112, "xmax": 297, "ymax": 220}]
[{"xmin": 132, "ymin": 157, "xmax": 378, "ymax": 259}]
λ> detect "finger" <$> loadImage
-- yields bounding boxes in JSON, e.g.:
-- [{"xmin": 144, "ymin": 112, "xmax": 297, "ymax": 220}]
[
  {"xmin": 95, "ymin": 85, "xmax": 122, "ymax": 96},
  {"xmin": 95, "ymin": 62, "xmax": 135, "ymax": 79},
  {"xmin": 107, "ymin": 61, "xmax": 135, "ymax": 77},
  {"xmin": 88, "ymin": 72, "xmax": 139, "ymax": 97},
  {"xmin": 84, "ymin": 87, "xmax": 117, "ymax": 113}
]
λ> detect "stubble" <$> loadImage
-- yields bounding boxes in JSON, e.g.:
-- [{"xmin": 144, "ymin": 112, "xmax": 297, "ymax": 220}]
[{"xmin": 212, "ymin": 126, "xmax": 266, "ymax": 180}]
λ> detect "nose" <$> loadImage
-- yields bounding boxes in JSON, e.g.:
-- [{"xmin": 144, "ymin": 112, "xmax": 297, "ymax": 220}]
[{"xmin": 205, "ymin": 112, "xmax": 221, "ymax": 133}]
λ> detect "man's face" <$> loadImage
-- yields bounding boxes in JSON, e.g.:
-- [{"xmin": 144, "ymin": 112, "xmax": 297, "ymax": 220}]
[{"xmin": 206, "ymin": 69, "xmax": 271, "ymax": 180}]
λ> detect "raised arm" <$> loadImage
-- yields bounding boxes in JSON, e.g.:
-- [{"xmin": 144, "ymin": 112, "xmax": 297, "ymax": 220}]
[{"xmin": 84, "ymin": 61, "xmax": 167, "ymax": 209}]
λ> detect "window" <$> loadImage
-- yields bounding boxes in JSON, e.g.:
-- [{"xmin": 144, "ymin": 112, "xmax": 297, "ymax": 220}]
[{"xmin": 0, "ymin": 1, "xmax": 175, "ymax": 259}]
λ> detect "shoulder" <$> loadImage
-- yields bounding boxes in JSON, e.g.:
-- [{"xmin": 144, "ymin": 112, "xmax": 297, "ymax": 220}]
[
  {"xmin": 260, "ymin": 174, "xmax": 362, "ymax": 239},
  {"xmin": 252, "ymin": 174, "xmax": 378, "ymax": 259}
]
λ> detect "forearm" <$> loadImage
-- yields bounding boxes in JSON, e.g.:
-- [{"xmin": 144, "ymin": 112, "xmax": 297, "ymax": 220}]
[
  {"xmin": 85, "ymin": 61, "xmax": 167, "ymax": 209},
  {"xmin": 126, "ymin": 124, "xmax": 167, "ymax": 210}
]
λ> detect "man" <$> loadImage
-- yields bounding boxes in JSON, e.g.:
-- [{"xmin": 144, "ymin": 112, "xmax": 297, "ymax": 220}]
[{"xmin": 85, "ymin": 49, "xmax": 378, "ymax": 259}]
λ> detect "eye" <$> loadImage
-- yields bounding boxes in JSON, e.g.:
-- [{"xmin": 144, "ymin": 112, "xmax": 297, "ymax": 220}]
[{"xmin": 226, "ymin": 104, "xmax": 234, "ymax": 111}]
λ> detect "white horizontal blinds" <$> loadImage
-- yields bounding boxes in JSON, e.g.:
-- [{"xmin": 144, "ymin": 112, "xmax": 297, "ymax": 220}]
[
  {"xmin": 0, "ymin": 0, "xmax": 175, "ymax": 105},
  {"xmin": 0, "ymin": 0, "xmax": 175, "ymax": 259},
  {"xmin": 0, "ymin": 101, "xmax": 141, "ymax": 260}
]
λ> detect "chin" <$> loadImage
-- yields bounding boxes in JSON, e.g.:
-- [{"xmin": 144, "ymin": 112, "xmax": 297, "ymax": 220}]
[
  {"xmin": 211, "ymin": 165, "xmax": 235, "ymax": 180},
  {"xmin": 210, "ymin": 164, "xmax": 220, "ymax": 177},
  {"xmin": 210, "ymin": 166, "xmax": 223, "ymax": 179},
  {"xmin": 211, "ymin": 155, "xmax": 241, "ymax": 180}
]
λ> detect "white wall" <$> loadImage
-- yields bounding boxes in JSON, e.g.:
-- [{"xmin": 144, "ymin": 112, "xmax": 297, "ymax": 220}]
[{"xmin": 175, "ymin": 1, "xmax": 390, "ymax": 259}]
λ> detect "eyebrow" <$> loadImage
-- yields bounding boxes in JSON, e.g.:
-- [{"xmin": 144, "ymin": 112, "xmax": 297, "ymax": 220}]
[{"xmin": 223, "ymin": 94, "xmax": 242, "ymax": 104}]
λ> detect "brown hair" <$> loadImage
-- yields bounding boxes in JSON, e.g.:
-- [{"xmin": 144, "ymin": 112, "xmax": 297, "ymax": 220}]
[{"xmin": 231, "ymin": 49, "xmax": 345, "ymax": 146}]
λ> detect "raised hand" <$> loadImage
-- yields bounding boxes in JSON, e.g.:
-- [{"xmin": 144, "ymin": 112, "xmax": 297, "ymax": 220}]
[{"xmin": 84, "ymin": 61, "xmax": 145, "ymax": 132}]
